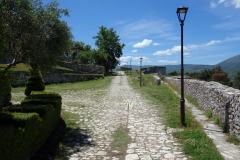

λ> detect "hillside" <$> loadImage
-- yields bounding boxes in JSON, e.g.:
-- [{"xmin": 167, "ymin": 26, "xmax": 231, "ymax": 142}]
[
  {"xmin": 217, "ymin": 55, "xmax": 240, "ymax": 80},
  {"xmin": 114, "ymin": 54, "xmax": 240, "ymax": 80}
]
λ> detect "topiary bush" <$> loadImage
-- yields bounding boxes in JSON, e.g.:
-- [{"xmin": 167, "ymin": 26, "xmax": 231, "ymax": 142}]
[{"xmin": 25, "ymin": 69, "xmax": 45, "ymax": 96}]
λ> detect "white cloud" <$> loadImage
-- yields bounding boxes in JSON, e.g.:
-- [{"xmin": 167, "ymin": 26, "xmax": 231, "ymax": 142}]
[
  {"xmin": 231, "ymin": 0, "xmax": 240, "ymax": 8},
  {"xmin": 222, "ymin": 15, "xmax": 232, "ymax": 19},
  {"xmin": 153, "ymin": 43, "xmax": 162, "ymax": 46},
  {"xmin": 203, "ymin": 40, "xmax": 221, "ymax": 46},
  {"xmin": 158, "ymin": 60, "xmax": 177, "ymax": 63},
  {"xmin": 153, "ymin": 40, "xmax": 221, "ymax": 56},
  {"xmin": 133, "ymin": 39, "xmax": 152, "ymax": 48},
  {"xmin": 184, "ymin": 53, "xmax": 190, "ymax": 56},
  {"xmin": 132, "ymin": 50, "xmax": 137, "ymax": 52},
  {"xmin": 223, "ymin": 36, "xmax": 240, "ymax": 42},
  {"xmin": 217, "ymin": 0, "xmax": 240, "ymax": 8},
  {"xmin": 143, "ymin": 61, "xmax": 152, "ymax": 63},
  {"xmin": 132, "ymin": 57, "xmax": 149, "ymax": 60},
  {"xmin": 210, "ymin": 1, "xmax": 217, "ymax": 8},
  {"xmin": 153, "ymin": 46, "xmax": 188, "ymax": 56},
  {"xmin": 120, "ymin": 56, "xmax": 132, "ymax": 62},
  {"xmin": 121, "ymin": 19, "xmax": 173, "ymax": 39},
  {"xmin": 218, "ymin": 0, "xmax": 226, "ymax": 3}
]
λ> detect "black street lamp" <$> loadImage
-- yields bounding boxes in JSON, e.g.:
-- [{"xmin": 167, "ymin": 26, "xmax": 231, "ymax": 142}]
[
  {"xmin": 130, "ymin": 60, "xmax": 132, "ymax": 76},
  {"xmin": 140, "ymin": 57, "xmax": 143, "ymax": 87},
  {"xmin": 177, "ymin": 6, "xmax": 188, "ymax": 126},
  {"xmin": 127, "ymin": 62, "xmax": 128, "ymax": 75}
]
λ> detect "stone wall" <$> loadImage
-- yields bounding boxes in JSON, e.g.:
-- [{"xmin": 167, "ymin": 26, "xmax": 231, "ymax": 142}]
[
  {"xmin": 58, "ymin": 61, "xmax": 105, "ymax": 75},
  {"xmin": 166, "ymin": 77, "xmax": 240, "ymax": 139},
  {"xmin": 118, "ymin": 67, "xmax": 132, "ymax": 71},
  {"xmin": 10, "ymin": 71, "xmax": 103, "ymax": 87},
  {"xmin": 136, "ymin": 66, "xmax": 166, "ymax": 75}
]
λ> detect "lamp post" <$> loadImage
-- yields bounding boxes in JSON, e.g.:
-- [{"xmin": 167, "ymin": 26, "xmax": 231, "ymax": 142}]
[
  {"xmin": 140, "ymin": 57, "xmax": 143, "ymax": 87},
  {"xmin": 177, "ymin": 6, "xmax": 188, "ymax": 126},
  {"xmin": 130, "ymin": 60, "xmax": 132, "ymax": 76},
  {"xmin": 127, "ymin": 62, "xmax": 128, "ymax": 75}
]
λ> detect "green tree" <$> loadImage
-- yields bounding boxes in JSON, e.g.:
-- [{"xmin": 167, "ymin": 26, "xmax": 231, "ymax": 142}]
[
  {"xmin": 0, "ymin": 0, "xmax": 73, "ymax": 73},
  {"xmin": 74, "ymin": 41, "xmax": 85, "ymax": 49},
  {"xmin": 212, "ymin": 65, "xmax": 230, "ymax": 85},
  {"xmin": 0, "ymin": 14, "xmax": 15, "ymax": 110},
  {"xmin": 93, "ymin": 26, "xmax": 125, "ymax": 73},
  {"xmin": 168, "ymin": 71, "xmax": 178, "ymax": 76},
  {"xmin": 71, "ymin": 51, "xmax": 77, "ymax": 60},
  {"xmin": 233, "ymin": 71, "xmax": 240, "ymax": 89},
  {"xmin": 78, "ymin": 50, "xmax": 93, "ymax": 64}
]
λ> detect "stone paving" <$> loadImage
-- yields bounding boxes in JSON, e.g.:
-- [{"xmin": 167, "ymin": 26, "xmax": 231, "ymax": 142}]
[{"xmin": 61, "ymin": 71, "xmax": 187, "ymax": 160}]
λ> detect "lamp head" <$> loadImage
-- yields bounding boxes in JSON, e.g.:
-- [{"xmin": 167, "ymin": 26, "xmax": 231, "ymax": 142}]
[{"xmin": 176, "ymin": 6, "xmax": 188, "ymax": 23}]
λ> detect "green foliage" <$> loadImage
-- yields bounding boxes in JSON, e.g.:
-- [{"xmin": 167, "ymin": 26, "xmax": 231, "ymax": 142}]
[
  {"xmin": 78, "ymin": 50, "xmax": 94, "ymax": 64},
  {"xmin": 25, "ymin": 69, "xmax": 45, "ymax": 96},
  {"xmin": 0, "ymin": 98, "xmax": 61, "ymax": 160},
  {"xmin": 0, "ymin": 0, "xmax": 73, "ymax": 73},
  {"xmin": 233, "ymin": 71, "xmax": 240, "ymax": 89},
  {"xmin": 206, "ymin": 109, "xmax": 212, "ymax": 118},
  {"xmin": 214, "ymin": 115, "xmax": 219, "ymax": 124},
  {"xmin": 212, "ymin": 65, "xmax": 230, "ymax": 85},
  {"xmin": 111, "ymin": 128, "xmax": 131, "ymax": 152},
  {"xmin": 173, "ymin": 130, "xmax": 224, "ymax": 159},
  {"xmin": 93, "ymin": 26, "xmax": 125, "ymax": 72},
  {"xmin": 168, "ymin": 71, "xmax": 178, "ymax": 76},
  {"xmin": 187, "ymin": 67, "xmax": 216, "ymax": 81},
  {"xmin": 71, "ymin": 51, "xmax": 77, "ymax": 60}
]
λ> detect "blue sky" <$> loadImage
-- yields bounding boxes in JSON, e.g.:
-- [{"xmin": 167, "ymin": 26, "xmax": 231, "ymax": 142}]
[{"xmin": 42, "ymin": 0, "xmax": 240, "ymax": 66}]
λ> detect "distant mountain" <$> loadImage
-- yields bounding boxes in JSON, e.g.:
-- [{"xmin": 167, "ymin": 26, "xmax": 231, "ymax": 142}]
[
  {"xmin": 217, "ymin": 55, "xmax": 240, "ymax": 80},
  {"xmin": 114, "ymin": 54, "xmax": 240, "ymax": 80},
  {"xmin": 114, "ymin": 64, "xmax": 216, "ymax": 74}
]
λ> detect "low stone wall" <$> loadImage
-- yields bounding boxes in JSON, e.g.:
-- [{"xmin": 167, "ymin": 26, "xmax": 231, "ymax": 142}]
[
  {"xmin": 10, "ymin": 71, "xmax": 103, "ymax": 87},
  {"xmin": 165, "ymin": 77, "xmax": 240, "ymax": 139},
  {"xmin": 58, "ymin": 61, "xmax": 105, "ymax": 75},
  {"xmin": 153, "ymin": 75, "xmax": 161, "ymax": 85},
  {"xmin": 118, "ymin": 67, "xmax": 132, "ymax": 71},
  {"xmin": 136, "ymin": 66, "xmax": 166, "ymax": 75}
]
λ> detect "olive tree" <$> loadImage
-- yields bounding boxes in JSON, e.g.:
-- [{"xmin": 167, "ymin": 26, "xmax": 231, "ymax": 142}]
[
  {"xmin": 0, "ymin": 0, "xmax": 73, "ymax": 73},
  {"xmin": 93, "ymin": 26, "xmax": 125, "ymax": 73}
]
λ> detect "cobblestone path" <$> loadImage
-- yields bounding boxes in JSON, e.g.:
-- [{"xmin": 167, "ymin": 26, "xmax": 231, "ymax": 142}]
[{"xmin": 62, "ymin": 71, "xmax": 187, "ymax": 160}]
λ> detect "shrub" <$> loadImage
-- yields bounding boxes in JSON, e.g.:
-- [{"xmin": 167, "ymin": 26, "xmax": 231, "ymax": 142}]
[
  {"xmin": 0, "ymin": 91, "xmax": 62, "ymax": 160},
  {"xmin": 25, "ymin": 69, "xmax": 45, "ymax": 96},
  {"xmin": 206, "ymin": 109, "xmax": 212, "ymax": 118},
  {"xmin": 214, "ymin": 115, "xmax": 219, "ymax": 125},
  {"xmin": 212, "ymin": 65, "xmax": 230, "ymax": 85}
]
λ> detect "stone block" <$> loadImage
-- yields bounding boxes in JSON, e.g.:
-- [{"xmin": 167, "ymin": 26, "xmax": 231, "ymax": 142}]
[{"xmin": 153, "ymin": 75, "xmax": 161, "ymax": 85}]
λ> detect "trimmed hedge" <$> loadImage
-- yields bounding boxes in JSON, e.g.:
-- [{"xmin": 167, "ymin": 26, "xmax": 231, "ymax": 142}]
[
  {"xmin": 0, "ymin": 112, "xmax": 41, "ymax": 160},
  {"xmin": 25, "ymin": 69, "xmax": 45, "ymax": 96},
  {"xmin": 0, "ymin": 91, "xmax": 62, "ymax": 160}
]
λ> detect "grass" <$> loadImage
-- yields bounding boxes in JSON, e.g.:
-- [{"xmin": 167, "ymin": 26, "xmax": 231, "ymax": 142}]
[
  {"xmin": 110, "ymin": 127, "xmax": 131, "ymax": 156},
  {"xmin": 0, "ymin": 63, "xmax": 75, "ymax": 72},
  {"xmin": 226, "ymin": 134, "xmax": 240, "ymax": 146},
  {"xmin": 126, "ymin": 72, "xmax": 224, "ymax": 160}
]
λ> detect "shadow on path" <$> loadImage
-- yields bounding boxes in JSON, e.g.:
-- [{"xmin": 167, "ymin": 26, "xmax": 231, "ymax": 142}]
[{"xmin": 30, "ymin": 117, "xmax": 95, "ymax": 160}]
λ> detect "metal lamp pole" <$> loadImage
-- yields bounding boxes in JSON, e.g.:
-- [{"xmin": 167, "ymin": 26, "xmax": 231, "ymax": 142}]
[
  {"xmin": 140, "ymin": 57, "xmax": 143, "ymax": 87},
  {"xmin": 130, "ymin": 60, "xmax": 132, "ymax": 76},
  {"xmin": 177, "ymin": 6, "xmax": 188, "ymax": 127},
  {"xmin": 127, "ymin": 62, "xmax": 128, "ymax": 75}
]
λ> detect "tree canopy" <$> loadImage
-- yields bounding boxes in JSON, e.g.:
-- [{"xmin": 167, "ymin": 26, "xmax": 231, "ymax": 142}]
[
  {"xmin": 93, "ymin": 26, "xmax": 125, "ymax": 72},
  {"xmin": 0, "ymin": 0, "xmax": 73, "ymax": 73}
]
